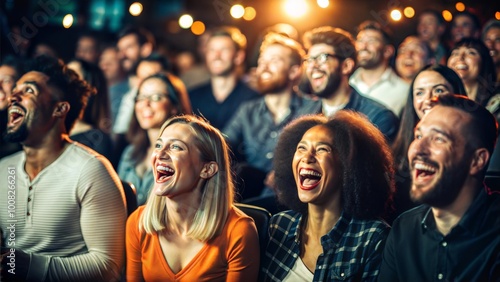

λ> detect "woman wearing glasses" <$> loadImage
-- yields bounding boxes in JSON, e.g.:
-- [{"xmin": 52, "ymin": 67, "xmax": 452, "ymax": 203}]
[{"xmin": 118, "ymin": 73, "xmax": 191, "ymax": 205}]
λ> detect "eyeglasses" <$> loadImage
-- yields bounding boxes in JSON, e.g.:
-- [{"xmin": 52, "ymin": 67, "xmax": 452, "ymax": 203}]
[
  {"xmin": 135, "ymin": 93, "xmax": 168, "ymax": 103},
  {"xmin": 303, "ymin": 53, "xmax": 342, "ymax": 65}
]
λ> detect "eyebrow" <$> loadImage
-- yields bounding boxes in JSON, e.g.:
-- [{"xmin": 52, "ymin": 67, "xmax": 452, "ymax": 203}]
[{"xmin": 415, "ymin": 126, "xmax": 453, "ymax": 140}]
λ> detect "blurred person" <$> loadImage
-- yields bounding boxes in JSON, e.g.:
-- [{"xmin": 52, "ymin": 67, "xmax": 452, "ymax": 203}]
[
  {"xmin": 99, "ymin": 44, "xmax": 129, "ymax": 125},
  {"xmin": 125, "ymin": 115, "xmax": 259, "ymax": 281},
  {"xmin": 350, "ymin": 21, "xmax": 409, "ymax": 116},
  {"xmin": 482, "ymin": 19, "xmax": 500, "ymax": 87},
  {"xmin": 179, "ymin": 32, "xmax": 212, "ymax": 90},
  {"xmin": 223, "ymin": 32, "xmax": 318, "ymax": 200},
  {"xmin": 378, "ymin": 95, "xmax": 500, "ymax": 282},
  {"xmin": 261, "ymin": 111, "xmax": 394, "ymax": 281},
  {"xmin": 75, "ymin": 32, "xmax": 101, "ymax": 65},
  {"xmin": 395, "ymin": 36, "xmax": 435, "ymax": 83},
  {"xmin": 117, "ymin": 26, "xmax": 155, "ymax": 74},
  {"xmin": 0, "ymin": 55, "xmax": 23, "ymax": 159},
  {"xmin": 189, "ymin": 26, "xmax": 259, "ymax": 130},
  {"xmin": 118, "ymin": 73, "xmax": 191, "ymax": 205},
  {"xmin": 417, "ymin": 10, "xmax": 448, "ymax": 64},
  {"xmin": 449, "ymin": 11, "xmax": 481, "ymax": 47},
  {"xmin": 447, "ymin": 38, "xmax": 496, "ymax": 107},
  {"xmin": 391, "ymin": 64, "xmax": 467, "ymax": 223},
  {"xmin": 0, "ymin": 55, "xmax": 126, "ymax": 281},
  {"xmin": 302, "ymin": 26, "xmax": 399, "ymax": 142},
  {"xmin": 67, "ymin": 58, "xmax": 114, "ymax": 163}
]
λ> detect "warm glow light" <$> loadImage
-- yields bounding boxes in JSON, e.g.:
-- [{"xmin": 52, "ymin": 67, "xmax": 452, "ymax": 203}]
[
  {"xmin": 496, "ymin": 11, "xmax": 500, "ymax": 20},
  {"xmin": 390, "ymin": 9, "xmax": 402, "ymax": 21},
  {"xmin": 230, "ymin": 4, "xmax": 245, "ymax": 19},
  {"xmin": 442, "ymin": 10, "xmax": 453, "ymax": 22},
  {"xmin": 191, "ymin": 21, "xmax": 205, "ymax": 35},
  {"xmin": 455, "ymin": 2, "xmax": 465, "ymax": 12},
  {"xmin": 317, "ymin": 0, "xmax": 329, "ymax": 8},
  {"xmin": 62, "ymin": 14, "xmax": 73, "ymax": 28},
  {"xmin": 243, "ymin": 7, "xmax": 257, "ymax": 21},
  {"xmin": 404, "ymin": 7, "xmax": 415, "ymax": 18},
  {"xmin": 179, "ymin": 14, "xmax": 193, "ymax": 29},
  {"xmin": 129, "ymin": 2, "xmax": 143, "ymax": 16},
  {"xmin": 284, "ymin": 0, "xmax": 308, "ymax": 18}
]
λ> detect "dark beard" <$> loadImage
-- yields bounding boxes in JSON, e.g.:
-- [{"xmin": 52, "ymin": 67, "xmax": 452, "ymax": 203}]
[
  {"xmin": 312, "ymin": 71, "xmax": 341, "ymax": 99},
  {"xmin": 4, "ymin": 122, "xmax": 29, "ymax": 143},
  {"xmin": 410, "ymin": 156, "xmax": 470, "ymax": 208}
]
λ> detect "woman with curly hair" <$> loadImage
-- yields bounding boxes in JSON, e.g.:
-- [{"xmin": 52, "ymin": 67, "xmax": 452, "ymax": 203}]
[{"xmin": 261, "ymin": 111, "xmax": 395, "ymax": 281}]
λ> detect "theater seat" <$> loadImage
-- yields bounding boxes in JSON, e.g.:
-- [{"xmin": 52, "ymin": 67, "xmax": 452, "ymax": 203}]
[
  {"xmin": 121, "ymin": 180, "xmax": 138, "ymax": 216},
  {"xmin": 486, "ymin": 137, "xmax": 500, "ymax": 190},
  {"xmin": 235, "ymin": 203, "xmax": 271, "ymax": 256}
]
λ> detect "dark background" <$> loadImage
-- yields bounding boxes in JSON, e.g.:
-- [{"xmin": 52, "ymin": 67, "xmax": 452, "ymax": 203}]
[{"xmin": 1, "ymin": 0, "xmax": 499, "ymax": 66}]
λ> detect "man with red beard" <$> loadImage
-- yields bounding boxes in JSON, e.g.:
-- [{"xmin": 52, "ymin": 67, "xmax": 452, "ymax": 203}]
[
  {"xmin": 303, "ymin": 26, "xmax": 399, "ymax": 142},
  {"xmin": 223, "ymin": 32, "xmax": 318, "ymax": 201},
  {"xmin": 378, "ymin": 95, "xmax": 500, "ymax": 282}
]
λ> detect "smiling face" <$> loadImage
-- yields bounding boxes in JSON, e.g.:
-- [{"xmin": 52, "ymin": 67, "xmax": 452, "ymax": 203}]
[
  {"xmin": 135, "ymin": 77, "xmax": 178, "ymax": 130},
  {"xmin": 396, "ymin": 37, "xmax": 429, "ymax": 82},
  {"xmin": 355, "ymin": 29, "xmax": 386, "ymax": 69},
  {"xmin": 408, "ymin": 106, "xmax": 472, "ymax": 207},
  {"xmin": 417, "ymin": 13, "xmax": 442, "ymax": 42},
  {"xmin": 0, "ymin": 65, "xmax": 18, "ymax": 110},
  {"xmin": 292, "ymin": 125, "xmax": 341, "ymax": 207},
  {"xmin": 6, "ymin": 71, "xmax": 57, "ymax": 143},
  {"xmin": 412, "ymin": 70, "xmax": 454, "ymax": 119},
  {"xmin": 484, "ymin": 27, "xmax": 500, "ymax": 66},
  {"xmin": 451, "ymin": 15, "xmax": 478, "ymax": 43},
  {"xmin": 305, "ymin": 43, "xmax": 342, "ymax": 98},
  {"xmin": 117, "ymin": 34, "xmax": 142, "ymax": 72},
  {"xmin": 151, "ymin": 123, "xmax": 214, "ymax": 200},
  {"xmin": 447, "ymin": 46, "xmax": 482, "ymax": 84},
  {"xmin": 205, "ymin": 36, "xmax": 239, "ymax": 77},
  {"xmin": 256, "ymin": 44, "xmax": 292, "ymax": 94}
]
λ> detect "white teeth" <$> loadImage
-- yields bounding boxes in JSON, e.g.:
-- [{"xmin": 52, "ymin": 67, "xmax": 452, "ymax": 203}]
[
  {"xmin": 260, "ymin": 72, "xmax": 272, "ymax": 79},
  {"xmin": 299, "ymin": 169, "xmax": 322, "ymax": 177},
  {"xmin": 157, "ymin": 165, "xmax": 174, "ymax": 173},
  {"xmin": 455, "ymin": 64, "xmax": 468, "ymax": 70},
  {"xmin": 311, "ymin": 73, "xmax": 324, "ymax": 79},
  {"xmin": 9, "ymin": 108, "xmax": 24, "ymax": 115},
  {"xmin": 414, "ymin": 163, "xmax": 436, "ymax": 172}
]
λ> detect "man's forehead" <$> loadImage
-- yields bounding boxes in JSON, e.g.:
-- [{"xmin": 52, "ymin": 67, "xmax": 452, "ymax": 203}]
[
  {"xmin": 420, "ymin": 105, "xmax": 471, "ymax": 129},
  {"xmin": 17, "ymin": 71, "xmax": 50, "ymax": 85}
]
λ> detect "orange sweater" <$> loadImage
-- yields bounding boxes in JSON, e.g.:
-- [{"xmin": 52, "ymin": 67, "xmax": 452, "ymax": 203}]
[{"xmin": 125, "ymin": 205, "xmax": 260, "ymax": 281}]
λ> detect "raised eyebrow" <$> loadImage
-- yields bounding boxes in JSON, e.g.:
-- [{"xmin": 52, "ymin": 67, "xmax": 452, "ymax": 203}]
[
  {"xmin": 431, "ymin": 84, "xmax": 451, "ymax": 90},
  {"xmin": 18, "ymin": 81, "xmax": 40, "ymax": 91},
  {"xmin": 430, "ymin": 128, "xmax": 453, "ymax": 140}
]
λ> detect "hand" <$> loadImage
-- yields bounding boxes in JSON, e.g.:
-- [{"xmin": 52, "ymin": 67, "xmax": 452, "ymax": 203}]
[
  {"xmin": 264, "ymin": 170, "xmax": 276, "ymax": 191},
  {"xmin": 1, "ymin": 247, "xmax": 30, "ymax": 281}
]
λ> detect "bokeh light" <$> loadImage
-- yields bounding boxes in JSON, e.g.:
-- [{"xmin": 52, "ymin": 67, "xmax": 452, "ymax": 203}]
[
  {"xmin": 230, "ymin": 4, "xmax": 245, "ymax": 19},
  {"xmin": 317, "ymin": 0, "xmax": 329, "ymax": 8},
  {"xmin": 284, "ymin": 0, "xmax": 308, "ymax": 18},
  {"xmin": 129, "ymin": 2, "xmax": 143, "ymax": 16},
  {"xmin": 179, "ymin": 14, "xmax": 193, "ymax": 29},
  {"xmin": 390, "ymin": 9, "xmax": 402, "ymax": 21},
  {"xmin": 243, "ymin": 6, "xmax": 257, "ymax": 21},
  {"xmin": 62, "ymin": 14, "xmax": 73, "ymax": 28},
  {"xmin": 191, "ymin": 21, "xmax": 205, "ymax": 35},
  {"xmin": 496, "ymin": 11, "xmax": 500, "ymax": 20},
  {"xmin": 442, "ymin": 10, "xmax": 453, "ymax": 22},
  {"xmin": 403, "ymin": 7, "xmax": 415, "ymax": 18},
  {"xmin": 455, "ymin": 2, "xmax": 465, "ymax": 12}
]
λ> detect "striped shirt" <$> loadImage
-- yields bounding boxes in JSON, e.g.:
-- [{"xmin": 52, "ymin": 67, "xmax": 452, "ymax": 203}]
[
  {"xmin": 261, "ymin": 210, "xmax": 390, "ymax": 281},
  {"xmin": 0, "ymin": 142, "xmax": 127, "ymax": 281}
]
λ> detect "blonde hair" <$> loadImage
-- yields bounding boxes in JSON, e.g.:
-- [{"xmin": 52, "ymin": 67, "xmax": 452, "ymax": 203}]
[{"xmin": 138, "ymin": 115, "xmax": 234, "ymax": 241}]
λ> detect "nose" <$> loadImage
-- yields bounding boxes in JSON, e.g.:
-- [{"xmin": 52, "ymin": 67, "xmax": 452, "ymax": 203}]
[
  {"xmin": 9, "ymin": 89, "xmax": 21, "ymax": 103},
  {"xmin": 409, "ymin": 134, "xmax": 430, "ymax": 160},
  {"xmin": 300, "ymin": 150, "xmax": 316, "ymax": 164}
]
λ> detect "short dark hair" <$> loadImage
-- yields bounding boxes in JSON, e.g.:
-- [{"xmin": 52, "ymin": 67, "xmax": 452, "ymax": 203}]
[
  {"xmin": 303, "ymin": 26, "xmax": 357, "ymax": 63},
  {"xmin": 118, "ymin": 26, "xmax": 156, "ymax": 50},
  {"xmin": 432, "ymin": 95, "xmax": 498, "ymax": 159},
  {"xmin": 420, "ymin": 9, "xmax": 445, "ymax": 25},
  {"xmin": 135, "ymin": 52, "xmax": 171, "ymax": 73},
  {"xmin": 274, "ymin": 112, "xmax": 395, "ymax": 219},
  {"xmin": 26, "ymin": 55, "xmax": 93, "ymax": 132},
  {"xmin": 452, "ymin": 11, "xmax": 481, "ymax": 31},
  {"xmin": 356, "ymin": 20, "xmax": 393, "ymax": 45},
  {"xmin": 482, "ymin": 19, "xmax": 500, "ymax": 40}
]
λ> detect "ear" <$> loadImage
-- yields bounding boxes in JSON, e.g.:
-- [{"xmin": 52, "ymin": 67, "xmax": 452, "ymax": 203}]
[
  {"xmin": 53, "ymin": 101, "xmax": 70, "ymax": 118},
  {"xmin": 341, "ymin": 58, "xmax": 355, "ymax": 76},
  {"xmin": 234, "ymin": 50, "xmax": 245, "ymax": 66},
  {"xmin": 200, "ymin": 161, "xmax": 219, "ymax": 179},
  {"xmin": 140, "ymin": 42, "xmax": 153, "ymax": 58},
  {"xmin": 469, "ymin": 148, "xmax": 490, "ymax": 176},
  {"xmin": 288, "ymin": 65, "xmax": 302, "ymax": 82},
  {"xmin": 383, "ymin": 44, "xmax": 395, "ymax": 60}
]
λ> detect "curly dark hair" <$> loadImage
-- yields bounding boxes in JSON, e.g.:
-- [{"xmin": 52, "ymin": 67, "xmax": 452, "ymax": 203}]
[
  {"xmin": 27, "ymin": 55, "xmax": 94, "ymax": 133},
  {"xmin": 273, "ymin": 111, "xmax": 395, "ymax": 219}
]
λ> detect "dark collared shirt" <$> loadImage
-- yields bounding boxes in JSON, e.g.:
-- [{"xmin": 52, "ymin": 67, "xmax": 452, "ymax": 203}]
[
  {"xmin": 261, "ymin": 210, "xmax": 390, "ymax": 281},
  {"xmin": 308, "ymin": 88, "xmax": 399, "ymax": 142},
  {"xmin": 378, "ymin": 187, "xmax": 500, "ymax": 282},
  {"xmin": 189, "ymin": 80, "xmax": 259, "ymax": 130},
  {"xmin": 223, "ymin": 92, "xmax": 319, "ymax": 173}
]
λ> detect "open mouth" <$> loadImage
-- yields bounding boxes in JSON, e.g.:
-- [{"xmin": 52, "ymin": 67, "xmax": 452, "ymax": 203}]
[
  {"xmin": 8, "ymin": 106, "xmax": 25, "ymax": 126},
  {"xmin": 413, "ymin": 162, "xmax": 437, "ymax": 182},
  {"xmin": 298, "ymin": 168, "xmax": 322, "ymax": 190},
  {"xmin": 156, "ymin": 164, "xmax": 175, "ymax": 183}
]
